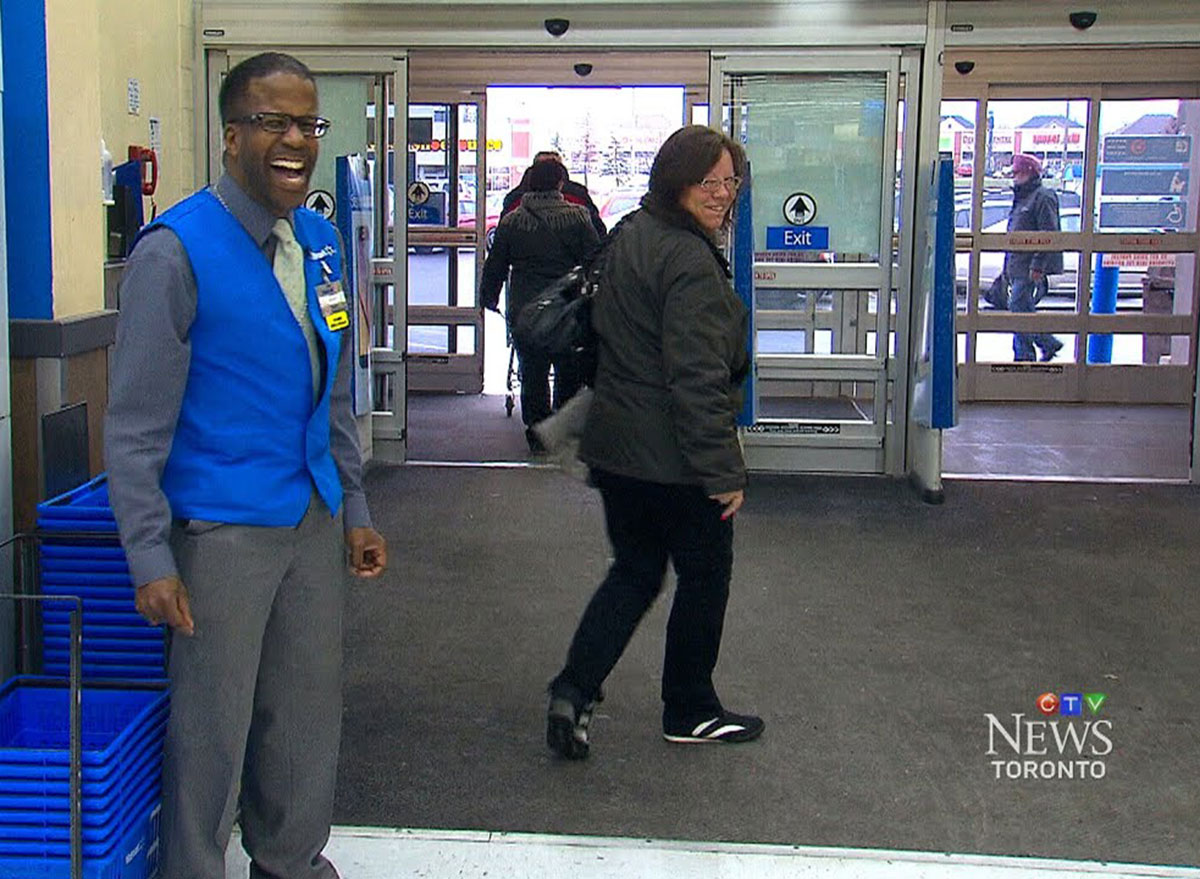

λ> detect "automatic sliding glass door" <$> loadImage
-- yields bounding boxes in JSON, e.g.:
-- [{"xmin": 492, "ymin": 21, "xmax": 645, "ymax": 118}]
[{"xmin": 712, "ymin": 52, "xmax": 908, "ymax": 474}]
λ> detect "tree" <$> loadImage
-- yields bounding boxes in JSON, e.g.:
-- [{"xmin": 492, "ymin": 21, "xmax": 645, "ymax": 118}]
[
  {"xmin": 601, "ymin": 135, "xmax": 631, "ymax": 187},
  {"xmin": 578, "ymin": 114, "xmax": 601, "ymax": 188}
]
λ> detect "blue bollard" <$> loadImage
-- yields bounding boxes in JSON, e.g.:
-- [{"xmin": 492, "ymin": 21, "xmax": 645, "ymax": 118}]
[{"xmin": 1087, "ymin": 253, "xmax": 1118, "ymax": 363}]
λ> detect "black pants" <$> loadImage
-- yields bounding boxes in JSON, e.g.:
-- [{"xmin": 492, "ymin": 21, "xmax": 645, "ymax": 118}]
[
  {"xmin": 516, "ymin": 344, "xmax": 582, "ymax": 427},
  {"xmin": 552, "ymin": 469, "xmax": 733, "ymax": 721}
]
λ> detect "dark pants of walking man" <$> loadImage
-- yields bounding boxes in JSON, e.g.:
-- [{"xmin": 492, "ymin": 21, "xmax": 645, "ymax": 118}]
[
  {"xmin": 517, "ymin": 346, "xmax": 582, "ymax": 427},
  {"xmin": 1010, "ymin": 275, "xmax": 1059, "ymax": 361}
]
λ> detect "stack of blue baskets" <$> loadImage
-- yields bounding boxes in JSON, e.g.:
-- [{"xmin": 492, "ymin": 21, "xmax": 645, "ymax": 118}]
[
  {"xmin": 0, "ymin": 473, "xmax": 170, "ymax": 876},
  {"xmin": 0, "ymin": 679, "xmax": 168, "ymax": 878},
  {"xmin": 35, "ymin": 476, "xmax": 166, "ymax": 679}
]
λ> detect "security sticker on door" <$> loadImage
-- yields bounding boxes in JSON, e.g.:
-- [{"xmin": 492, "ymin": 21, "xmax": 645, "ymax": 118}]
[{"xmin": 316, "ymin": 281, "xmax": 350, "ymax": 331}]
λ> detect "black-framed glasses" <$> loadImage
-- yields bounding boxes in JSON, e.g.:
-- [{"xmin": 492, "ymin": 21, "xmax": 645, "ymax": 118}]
[
  {"xmin": 230, "ymin": 112, "xmax": 332, "ymax": 139},
  {"xmin": 697, "ymin": 176, "xmax": 743, "ymax": 194}
]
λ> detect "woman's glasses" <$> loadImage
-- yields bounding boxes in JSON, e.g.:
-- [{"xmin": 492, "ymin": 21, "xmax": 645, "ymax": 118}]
[{"xmin": 697, "ymin": 176, "xmax": 743, "ymax": 194}]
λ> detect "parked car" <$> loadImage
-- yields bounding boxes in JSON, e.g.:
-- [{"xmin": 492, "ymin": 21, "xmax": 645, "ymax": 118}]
[
  {"xmin": 456, "ymin": 190, "xmax": 505, "ymax": 249},
  {"xmin": 955, "ymin": 189, "xmax": 1080, "ymax": 231},
  {"xmin": 598, "ymin": 188, "xmax": 646, "ymax": 227},
  {"xmin": 959, "ymin": 207, "xmax": 1144, "ymax": 307}
]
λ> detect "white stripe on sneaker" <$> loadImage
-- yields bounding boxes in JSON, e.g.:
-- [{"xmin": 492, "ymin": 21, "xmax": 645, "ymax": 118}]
[
  {"xmin": 661, "ymin": 718, "xmax": 751, "ymax": 743},
  {"xmin": 691, "ymin": 718, "xmax": 721, "ymax": 737},
  {"xmin": 704, "ymin": 724, "xmax": 747, "ymax": 739}
]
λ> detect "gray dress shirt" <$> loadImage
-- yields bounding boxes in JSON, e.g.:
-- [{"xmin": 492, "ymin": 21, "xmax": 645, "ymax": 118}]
[{"xmin": 104, "ymin": 173, "xmax": 372, "ymax": 588}]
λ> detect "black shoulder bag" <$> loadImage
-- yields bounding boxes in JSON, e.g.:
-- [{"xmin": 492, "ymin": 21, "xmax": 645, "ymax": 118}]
[{"xmin": 512, "ymin": 211, "xmax": 632, "ymax": 384}]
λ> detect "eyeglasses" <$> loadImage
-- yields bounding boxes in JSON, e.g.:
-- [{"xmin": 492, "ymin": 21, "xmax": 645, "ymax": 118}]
[
  {"xmin": 230, "ymin": 112, "xmax": 332, "ymax": 139},
  {"xmin": 697, "ymin": 176, "xmax": 743, "ymax": 194}
]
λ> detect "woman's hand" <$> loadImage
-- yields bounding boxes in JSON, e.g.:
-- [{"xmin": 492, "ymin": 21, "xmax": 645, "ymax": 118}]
[{"xmin": 709, "ymin": 489, "xmax": 744, "ymax": 520}]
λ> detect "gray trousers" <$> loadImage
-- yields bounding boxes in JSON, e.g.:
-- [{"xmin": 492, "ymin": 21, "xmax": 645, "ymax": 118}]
[{"xmin": 161, "ymin": 499, "xmax": 345, "ymax": 879}]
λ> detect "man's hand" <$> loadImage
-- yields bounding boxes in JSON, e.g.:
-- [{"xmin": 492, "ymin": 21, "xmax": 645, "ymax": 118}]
[
  {"xmin": 709, "ymin": 490, "xmax": 745, "ymax": 521},
  {"xmin": 135, "ymin": 576, "xmax": 195, "ymax": 636},
  {"xmin": 346, "ymin": 527, "xmax": 387, "ymax": 578}
]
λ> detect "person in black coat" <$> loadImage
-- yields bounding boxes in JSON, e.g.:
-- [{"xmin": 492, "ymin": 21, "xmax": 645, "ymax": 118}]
[
  {"xmin": 480, "ymin": 159, "xmax": 599, "ymax": 450},
  {"xmin": 1003, "ymin": 152, "xmax": 1064, "ymax": 361},
  {"xmin": 501, "ymin": 151, "xmax": 607, "ymax": 240},
  {"xmin": 545, "ymin": 125, "xmax": 761, "ymax": 759}
]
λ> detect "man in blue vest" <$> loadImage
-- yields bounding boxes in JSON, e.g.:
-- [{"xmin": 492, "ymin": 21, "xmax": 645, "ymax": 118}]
[{"xmin": 105, "ymin": 52, "xmax": 387, "ymax": 878}]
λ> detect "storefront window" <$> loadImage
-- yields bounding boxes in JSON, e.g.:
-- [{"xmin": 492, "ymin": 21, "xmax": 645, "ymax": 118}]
[{"xmin": 1095, "ymin": 99, "xmax": 1197, "ymax": 234}]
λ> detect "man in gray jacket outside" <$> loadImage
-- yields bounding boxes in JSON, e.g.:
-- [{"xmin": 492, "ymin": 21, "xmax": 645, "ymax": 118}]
[{"xmin": 1003, "ymin": 152, "xmax": 1064, "ymax": 362}]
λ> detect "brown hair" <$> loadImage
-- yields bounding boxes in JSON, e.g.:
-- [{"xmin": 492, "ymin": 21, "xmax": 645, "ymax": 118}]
[
  {"xmin": 526, "ymin": 159, "xmax": 567, "ymax": 192},
  {"xmin": 646, "ymin": 125, "xmax": 747, "ymax": 229}
]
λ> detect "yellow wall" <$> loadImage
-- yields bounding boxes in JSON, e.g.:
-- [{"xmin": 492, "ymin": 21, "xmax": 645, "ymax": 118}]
[
  {"xmin": 97, "ymin": 0, "xmax": 196, "ymax": 218},
  {"xmin": 44, "ymin": 0, "xmax": 195, "ymax": 319},
  {"xmin": 44, "ymin": 0, "xmax": 104, "ymax": 320}
]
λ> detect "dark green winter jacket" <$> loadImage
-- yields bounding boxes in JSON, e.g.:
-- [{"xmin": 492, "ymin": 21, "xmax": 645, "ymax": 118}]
[{"xmin": 579, "ymin": 199, "xmax": 749, "ymax": 494}]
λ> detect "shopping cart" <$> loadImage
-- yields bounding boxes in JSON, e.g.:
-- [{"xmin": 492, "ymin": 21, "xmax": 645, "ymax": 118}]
[{"xmin": 504, "ymin": 344, "xmax": 519, "ymax": 418}]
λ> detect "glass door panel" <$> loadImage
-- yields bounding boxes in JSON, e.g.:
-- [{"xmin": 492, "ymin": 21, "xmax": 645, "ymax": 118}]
[
  {"xmin": 951, "ymin": 88, "xmax": 1198, "ymax": 414},
  {"xmin": 731, "ymin": 72, "xmax": 888, "ymax": 263},
  {"xmin": 715, "ymin": 53, "xmax": 903, "ymax": 475},
  {"xmin": 406, "ymin": 99, "xmax": 485, "ymax": 394}
]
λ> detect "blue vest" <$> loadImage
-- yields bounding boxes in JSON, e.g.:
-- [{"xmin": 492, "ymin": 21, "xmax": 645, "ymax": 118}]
[{"xmin": 143, "ymin": 189, "xmax": 344, "ymax": 525}]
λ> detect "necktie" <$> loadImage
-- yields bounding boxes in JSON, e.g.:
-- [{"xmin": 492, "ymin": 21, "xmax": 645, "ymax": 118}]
[{"xmin": 272, "ymin": 218, "xmax": 321, "ymax": 403}]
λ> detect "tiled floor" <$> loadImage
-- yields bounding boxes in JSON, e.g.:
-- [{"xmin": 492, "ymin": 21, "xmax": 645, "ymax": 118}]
[{"xmin": 943, "ymin": 403, "xmax": 1191, "ymax": 480}]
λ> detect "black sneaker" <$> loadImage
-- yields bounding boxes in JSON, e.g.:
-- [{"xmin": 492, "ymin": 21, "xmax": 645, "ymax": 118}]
[
  {"xmin": 1039, "ymin": 337, "xmax": 1064, "ymax": 362},
  {"xmin": 546, "ymin": 688, "xmax": 601, "ymax": 760},
  {"xmin": 663, "ymin": 711, "xmax": 764, "ymax": 744}
]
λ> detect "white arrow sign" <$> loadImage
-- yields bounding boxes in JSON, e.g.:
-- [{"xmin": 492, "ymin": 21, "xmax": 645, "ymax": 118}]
[{"xmin": 305, "ymin": 189, "xmax": 335, "ymax": 219}]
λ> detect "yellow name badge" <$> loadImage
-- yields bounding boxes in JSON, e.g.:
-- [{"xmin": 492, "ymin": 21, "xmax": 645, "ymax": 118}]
[{"xmin": 316, "ymin": 281, "xmax": 350, "ymax": 331}]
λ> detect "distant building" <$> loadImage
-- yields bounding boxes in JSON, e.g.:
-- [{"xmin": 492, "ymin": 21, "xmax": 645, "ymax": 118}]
[
  {"xmin": 940, "ymin": 114, "xmax": 976, "ymax": 166},
  {"xmin": 1112, "ymin": 113, "xmax": 1179, "ymax": 136}
]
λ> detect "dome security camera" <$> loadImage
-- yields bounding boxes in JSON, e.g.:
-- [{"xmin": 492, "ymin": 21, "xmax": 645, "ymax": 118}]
[
  {"xmin": 544, "ymin": 18, "xmax": 570, "ymax": 37},
  {"xmin": 954, "ymin": 60, "xmax": 975, "ymax": 75},
  {"xmin": 573, "ymin": 63, "xmax": 593, "ymax": 77},
  {"xmin": 1069, "ymin": 10, "xmax": 1098, "ymax": 29}
]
